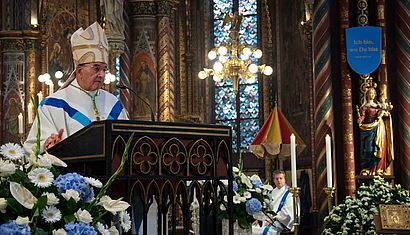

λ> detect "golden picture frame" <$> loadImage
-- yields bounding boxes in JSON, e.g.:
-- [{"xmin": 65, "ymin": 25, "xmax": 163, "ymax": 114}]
[{"xmin": 379, "ymin": 204, "xmax": 410, "ymax": 230}]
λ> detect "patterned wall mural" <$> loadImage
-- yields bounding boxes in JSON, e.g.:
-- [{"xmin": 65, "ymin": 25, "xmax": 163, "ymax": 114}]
[
  {"xmin": 131, "ymin": 27, "xmax": 158, "ymax": 119},
  {"xmin": 40, "ymin": 1, "xmax": 96, "ymax": 79},
  {"xmin": 2, "ymin": 53, "xmax": 25, "ymax": 143}
]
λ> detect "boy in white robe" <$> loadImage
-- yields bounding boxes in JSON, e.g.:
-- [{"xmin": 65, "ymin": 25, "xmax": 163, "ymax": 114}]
[{"xmin": 255, "ymin": 170, "xmax": 298, "ymax": 235}]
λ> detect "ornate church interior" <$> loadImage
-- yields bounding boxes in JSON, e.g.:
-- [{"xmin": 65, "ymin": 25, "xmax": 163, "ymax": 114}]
[{"xmin": 0, "ymin": 0, "xmax": 410, "ymax": 234}]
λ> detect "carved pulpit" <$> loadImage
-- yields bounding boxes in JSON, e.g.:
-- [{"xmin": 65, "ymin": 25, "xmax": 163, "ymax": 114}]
[{"xmin": 48, "ymin": 120, "xmax": 234, "ymax": 235}]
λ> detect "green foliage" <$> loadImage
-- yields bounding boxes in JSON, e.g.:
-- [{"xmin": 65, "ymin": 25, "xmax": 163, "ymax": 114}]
[{"xmin": 323, "ymin": 176, "xmax": 410, "ymax": 235}]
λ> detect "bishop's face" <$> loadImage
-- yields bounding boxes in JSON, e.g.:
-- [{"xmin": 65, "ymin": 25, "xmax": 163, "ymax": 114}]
[{"xmin": 76, "ymin": 62, "xmax": 108, "ymax": 91}]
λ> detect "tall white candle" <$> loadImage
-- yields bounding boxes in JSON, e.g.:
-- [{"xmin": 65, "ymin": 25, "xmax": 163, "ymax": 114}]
[
  {"xmin": 49, "ymin": 83, "xmax": 54, "ymax": 95},
  {"xmin": 290, "ymin": 134, "xmax": 297, "ymax": 188},
  {"xmin": 27, "ymin": 102, "xmax": 33, "ymax": 124},
  {"xmin": 37, "ymin": 91, "xmax": 43, "ymax": 102},
  {"xmin": 18, "ymin": 113, "xmax": 23, "ymax": 134},
  {"xmin": 325, "ymin": 134, "xmax": 333, "ymax": 188}
]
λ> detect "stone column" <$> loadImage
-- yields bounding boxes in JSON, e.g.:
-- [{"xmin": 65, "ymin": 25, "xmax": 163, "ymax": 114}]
[
  {"xmin": 157, "ymin": 1, "xmax": 175, "ymax": 122},
  {"xmin": 312, "ymin": 0, "xmax": 334, "ymax": 222},
  {"xmin": 339, "ymin": 0, "xmax": 356, "ymax": 196},
  {"xmin": 395, "ymin": 0, "xmax": 410, "ymax": 188}
]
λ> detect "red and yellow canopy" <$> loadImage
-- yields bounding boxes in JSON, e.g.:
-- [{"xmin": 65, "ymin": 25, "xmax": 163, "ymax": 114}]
[{"xmin": 251, "ymin": 107, "xmax": 305, "ymax": 159}]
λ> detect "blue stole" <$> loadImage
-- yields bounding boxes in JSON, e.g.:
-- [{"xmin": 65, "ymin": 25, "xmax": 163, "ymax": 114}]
[
  {"xmin": 41, "ymin": 97, "xmax": 124, "ymax": 126},
  {"xmin": 263, "ymin": 188, "xmax": 290, "ymax": 235},
  {"xmin": 277, "ymin": 190, "xmax": 290, "ymax": 213}
]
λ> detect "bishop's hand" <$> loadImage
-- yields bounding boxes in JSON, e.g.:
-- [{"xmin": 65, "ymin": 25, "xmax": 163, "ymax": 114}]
[{"xmin": 44, "ymin": 128, "xmax": 64, "ymax": 150}]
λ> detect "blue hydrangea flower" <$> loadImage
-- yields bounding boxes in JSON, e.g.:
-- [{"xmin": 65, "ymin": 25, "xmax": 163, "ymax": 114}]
[
  {"xmin": 245, "ymin": 198, "xmax": 262, "ymax": 216},
  {"xmin": 233, "ymin": 181, "xmax": 238, "ymax": 192},
  {"xmin": 65, "ymin": 222, "xmax": 96, "ymax": 235},
  {"xmin": 0, "ymin": 220, "xmax": 30, "ymax": 235},
  {"xmin": 252, "ymin": 179, "xmax": 263, "ymax": 188},
  {"xmin": 54, "ymin": 173, "xmax": 94, "ymax": 202}
]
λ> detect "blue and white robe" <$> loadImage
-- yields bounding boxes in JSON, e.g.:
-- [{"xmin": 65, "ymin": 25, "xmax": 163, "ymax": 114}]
[{"xmin": 24, "ymin": 79, "xmax": 128, "ymax": 153}]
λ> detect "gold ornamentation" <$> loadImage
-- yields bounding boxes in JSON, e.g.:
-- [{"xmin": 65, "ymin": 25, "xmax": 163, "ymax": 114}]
[
  {"xmin": 132, "ymin": 136, "xmax": 159, "ymax": 175},
  {"xmin": 379, "ymin": 204, "xmax": 410, "ymax": 230},
  {"xmin": 324, "ymin": 187, "xmax": 335, "ymax": 212},
  {"xmin": 198, "ymin": 12, "xmax": 272, "ymax": 93},
  {"xmin": 161, "ymin": 138, "xmax": 187, "ymax": 175},
  {"xmin": 189, "ymin": 139, "xmax": 214, "ymax": 175}
]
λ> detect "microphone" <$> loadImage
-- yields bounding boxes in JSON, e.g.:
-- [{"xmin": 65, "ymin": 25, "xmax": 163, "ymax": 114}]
[{"xmin": 116, "ymin": 84, "xmax": 156, "ymax": 122}]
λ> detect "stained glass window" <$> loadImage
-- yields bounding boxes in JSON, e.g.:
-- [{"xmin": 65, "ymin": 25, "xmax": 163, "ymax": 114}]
[
  {"xmin": 213, "ymin": 0, "xmax": 259, "ymax": 153},
  {"xmin": 115, "ymin": 56, "xmax": 120, "ymax": 98}
]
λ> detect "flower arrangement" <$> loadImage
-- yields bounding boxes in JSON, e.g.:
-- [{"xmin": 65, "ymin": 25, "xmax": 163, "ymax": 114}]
[
  {"xmin": 218, "ymin": 158, "xmax": 275, "ymax": 229},
  {"xmin": 0, "ymin": 132, "xmax": 134, "ymax": 234},
  {"xmin": 323, "ymin": 176, "xmax": 410, "ymax": 235}
]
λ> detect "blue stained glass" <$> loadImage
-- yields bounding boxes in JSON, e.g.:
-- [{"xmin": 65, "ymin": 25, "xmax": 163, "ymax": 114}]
[
  {"xmin": 217, "ymin": 120, "xmax": 238, "ymax": 153},
  {"xmin": 214, "ymin": 0, "xmax": 259, "ymax": 153},
  {"xmin": 215, "ymin": 86, "xmax": 236, "ymax": 120},
  {"xmin": 239, "ymin": 16, "xmax": 257, "ymax": 46},
  {"xmin": 239, "ymin": 0, "xmax": 257, "ymax": 15},
  {"xmin": 213, "ymin": 0, "xmax": 233, "ymax": 19},
  {"xmin": 240, "ymin": 119, "xmax": 259, "ymax": 152},
  {"xmin": 214, "ymin": 20, "xmax": 231, "ymax": 46},
  {"xmin": 115, "ymin": 56, "xmax": 120, "ymax": 98},
  {"xmin": 115, "ymin": 56, "xmax": 120, "ymax": 78},
  {"xmin": 239, "ymin": 85, "xmax": 259, "ymax": 118}
]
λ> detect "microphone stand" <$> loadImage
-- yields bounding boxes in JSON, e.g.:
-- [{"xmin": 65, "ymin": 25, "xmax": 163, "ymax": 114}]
[{"xmin": 116, "ymin": 84, "xmax": 156, "ymax": 122}]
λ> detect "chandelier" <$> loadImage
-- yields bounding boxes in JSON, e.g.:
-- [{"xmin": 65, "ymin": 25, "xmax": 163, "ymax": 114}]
[{"xmin": 198, "ymin": 12, "xmax": 273, "ymax": 93}]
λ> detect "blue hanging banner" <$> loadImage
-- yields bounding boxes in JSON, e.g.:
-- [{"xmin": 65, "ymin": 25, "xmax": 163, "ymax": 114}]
[{"xmin": 346, "ymin": 26, "xmax": 381, "ymax": 75}]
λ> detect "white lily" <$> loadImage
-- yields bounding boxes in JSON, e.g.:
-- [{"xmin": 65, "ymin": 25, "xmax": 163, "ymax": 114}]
[
  {"xmin": 44, "ymin": 153, "xmax": 67, "ymax": 167},
  {"xmin": 10, "ymin": 182, "xmax": 37, "ymax": 209},
  {"xmin": 240, "ymin": 174, "xmax": 252, "ymax": 188},
  {"xmin": 98, "ymin": 195, "xmax": 130, "ymax": 214}
]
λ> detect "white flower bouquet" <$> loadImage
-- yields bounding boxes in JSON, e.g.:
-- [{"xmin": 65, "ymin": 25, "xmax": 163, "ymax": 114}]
[
  {"xmin": 218, "ymin": 158, "xmax": 275, "ymax": 229},
  {"xmin": 0, "ymin": 132, "xmax": 134, "ymax": 234},
  {"xmin": 323, "ymin": 176, "xmax": 410, "ymax": 235}
]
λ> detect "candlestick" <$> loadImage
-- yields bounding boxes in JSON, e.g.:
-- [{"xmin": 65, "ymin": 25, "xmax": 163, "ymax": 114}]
[
  {"xmin": 27, "ymin": 102, "xmax": 33, "ymax": 124},
  {"xmin": 37, "ymin": 91, "xmax": 43, "ymax": 103},
  {"xmin": 290, "ymin": 187, "xmax": 300, "ymax": 235},
  {"xmin": 18, "ymin": 113, "xmax": 23, "ymax": 134},
  {"xmin": 325, "ymin": 134, "xmax": 332, "ymax": 188},
  {"xmin": 324, "ymin": 187, "xmax": 335, "ymax": 212},
  {"xmin": 290, "ymin": 134, "xmax": 297, "ymax": 188}
]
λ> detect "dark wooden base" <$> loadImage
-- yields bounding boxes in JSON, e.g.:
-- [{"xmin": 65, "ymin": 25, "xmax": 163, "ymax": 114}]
[{"xmin": 355, "ymin": 175, "xmax": 395, "ymax": 186}]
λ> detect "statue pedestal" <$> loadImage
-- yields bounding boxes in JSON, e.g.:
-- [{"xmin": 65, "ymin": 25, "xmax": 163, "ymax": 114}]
[{"xmin": 355, "ymin": 175, "xmax": 395, "ymax": 186}]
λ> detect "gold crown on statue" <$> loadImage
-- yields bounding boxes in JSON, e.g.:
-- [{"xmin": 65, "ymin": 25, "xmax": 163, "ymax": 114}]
[{"xmin": 364, "ymin": 77, "xmax": 377, "ymax": 91}]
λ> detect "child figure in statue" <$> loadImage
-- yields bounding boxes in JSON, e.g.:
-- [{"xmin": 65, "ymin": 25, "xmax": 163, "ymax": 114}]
[{"xmin": 357, "ymin": 82, "xmax": 394, "ymax": 175}]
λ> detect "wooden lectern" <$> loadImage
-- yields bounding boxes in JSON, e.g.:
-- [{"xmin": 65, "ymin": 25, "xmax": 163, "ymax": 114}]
[{"xmin": 48, "ymin": 120, "xmax": 234, "ymax": 235}]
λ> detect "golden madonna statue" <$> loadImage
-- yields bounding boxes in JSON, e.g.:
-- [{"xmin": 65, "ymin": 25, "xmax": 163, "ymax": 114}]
[{"xmin": 357, "ymin": 81, "xmax": 394, "ymax": 175}]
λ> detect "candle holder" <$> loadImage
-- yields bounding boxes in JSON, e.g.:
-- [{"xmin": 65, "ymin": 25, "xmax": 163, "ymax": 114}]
[
  {"xmin": 18, "ymin": 133, "xmax": 25, "ymax": 145},
  {"xmin": 289, "ymin": 187, "xmax": 300, "ymax": 235},
  {"xmin": 324, "ymin": 187, "xmax": 336, "ymax": 213}
]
